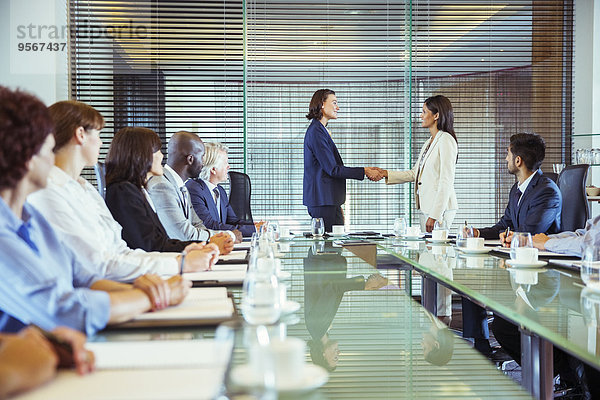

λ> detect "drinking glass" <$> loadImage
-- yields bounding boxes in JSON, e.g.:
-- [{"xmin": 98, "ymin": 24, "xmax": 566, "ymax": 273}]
[
  {"xmin": 267, "ymin": 221, "xmax": 280, "ymax": 242},
  {"xmin": 311, "ymin": 217, "xmax": 325, "ymax": 237},
  {"xmin": 510, "ymin": 232, "xmax": 533, "ymax": 260},
  {"xmin": 581, "ymin": 244, "xmax": 600, "ymax": 290},
  {"xmin": 456, "ymin": 225, "xmax": 475, "ymax": 248},
  {"xmin": 552, "ymin": 163, "xmax": 565, "ymax": 174},
  {"xmin": 393, "ymin": 217, "xmax": 407, "ymax": 237},
  {"xmin": 242, "ymin": 270, "xmax": 281, "ymax": 325}
]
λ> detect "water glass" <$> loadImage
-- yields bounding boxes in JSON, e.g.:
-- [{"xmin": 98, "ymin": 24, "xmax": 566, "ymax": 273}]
[
  {"xmin": 393, "ymin": 217, "xmax": 407, "ymax": 237},
  {"xmin": 510, "ymin": 232, "xmax": 533, "ymax": 260},
  {"xmin": 267, "ymin": 221, "xmax": 280, "ymax": 242},
  {"xmin": 456, "ymin": 225, "xmax": 475, "ymax": 248},
  {"xmin": 311, "ymin": 217, "xmax": 325, "ymax": 237},
  {"xmin": 581, "ymin": 244, "xmax": 600, "ymax": 290},
  {"xmin": 242, "ymin": 270, "xmax": 281, "ymax": 325},
  {"xmin": 552, "ymin": 163, "xmax": 566, "ymax": 174}
]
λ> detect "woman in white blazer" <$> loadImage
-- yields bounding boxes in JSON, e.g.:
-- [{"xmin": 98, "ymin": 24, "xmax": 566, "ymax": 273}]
[{"xmin": 381, "ymin": 95, "xmax": 458, "ymax": 233}]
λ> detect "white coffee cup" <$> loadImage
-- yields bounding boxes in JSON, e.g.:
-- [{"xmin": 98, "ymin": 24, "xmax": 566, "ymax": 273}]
[
  {"xmin": 406, "ymin": 226, "xmax": 421, "ymax": 237},
  {"xmin": 332, "ymin": 225, "xmax": 345, "ymax": 235},
  {"xmin": 279, "ymin": 226, "xmax": 290, "ymax": 238},
  {"xmin": 466, "ymin": 237, "xmax": 484, "ymax": 250},
  {"xmin": 431, "ymin": 229, "xmax": 448, "ymax": 241},
  {"xmin": 250, "ymin": 337, "xmax": 306, "ymax": 387},
  {"xmin": 515, "ymin": 247, "xmax": 538, "ymax": 264}
]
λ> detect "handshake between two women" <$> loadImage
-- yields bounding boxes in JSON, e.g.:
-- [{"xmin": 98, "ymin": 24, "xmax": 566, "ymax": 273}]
[{"xmin": 364, "ymin": 167, "xmax": 388, "ymax": 182}]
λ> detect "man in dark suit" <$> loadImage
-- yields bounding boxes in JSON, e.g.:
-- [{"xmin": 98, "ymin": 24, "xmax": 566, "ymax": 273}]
[
  {"xmin": 303, "ymin": 89, "xmax": 382, "ymax": 232},
  {"xmin": 187, "ymin": 142, "xmax": 256, "ymax": 237},
  {"xmin": 465, "ymin": 132, "xmax": 562, "ymax": 357}
]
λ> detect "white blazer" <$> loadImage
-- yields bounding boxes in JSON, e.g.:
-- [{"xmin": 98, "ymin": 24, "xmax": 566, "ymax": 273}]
[{"xmin": 386, "ymin": 130, "xmax": 458, "ymax": 221}]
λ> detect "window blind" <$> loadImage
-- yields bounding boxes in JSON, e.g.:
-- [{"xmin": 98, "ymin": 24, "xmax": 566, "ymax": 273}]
[{"xmin": 70, "ymin": 0, "xmax": 573, "ymax": 231}]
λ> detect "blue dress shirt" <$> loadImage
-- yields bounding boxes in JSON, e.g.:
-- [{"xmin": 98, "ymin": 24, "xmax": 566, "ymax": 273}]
[
  {"xmin": 545, "ymin": 215, "xmax": 600, "ymax": 257},
  {"xmin": 0, "ymin": 197, "xmax": 111, "ymax": 335}
]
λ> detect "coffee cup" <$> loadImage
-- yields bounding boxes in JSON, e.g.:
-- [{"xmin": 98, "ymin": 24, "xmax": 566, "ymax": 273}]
[
  {"xmin": 466, "ymin": 237, "xmax": 484, "ymax": 250},
  {"xmin": 250, "ymin": 337, "xmax": 306, "ymax": 387},
  {"xmin": 279, "ymin": 226, "xmax": 290, "ymax": 238},
  {"xmin": 514, "ymin": 247, "xmax": 538, "ymax": 264},
  {"xmin": 431, "ymin": 245, "xmax": 446, "ymax": 256},
  {"xmin": 332, "ymin": 225, "xmax": 345, "ymax": 235},
  {"xmin": 431, "ymin": 229, "xmax": 448, "ymax": 241}
]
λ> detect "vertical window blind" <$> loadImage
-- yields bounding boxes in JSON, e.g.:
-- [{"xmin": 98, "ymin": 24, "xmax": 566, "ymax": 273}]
[{"xmin": 70, "ymin": 0, "xmax": 573, "ymax": 231}]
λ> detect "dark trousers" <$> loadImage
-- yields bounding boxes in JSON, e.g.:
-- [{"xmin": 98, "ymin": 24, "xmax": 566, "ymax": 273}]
[
  {"xmin": 462, "ymin": 298, "xmax": 489, "ymax": 339},
  {"xmin": 491, "ymin": 315, "xmax": 583, "ymax": 387},
  {"xmin": 307, "ymin": 205, "xmax": 343, "ymax": 233}
]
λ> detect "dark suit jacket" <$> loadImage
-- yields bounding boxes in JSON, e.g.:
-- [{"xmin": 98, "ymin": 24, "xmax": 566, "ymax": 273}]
[
  {"xmin": 478, "ymin": 170, "xmax": 562, "ymax": 239},
  {"xmin": 186, "ymin": 178, "xmax": 256, "ymax": 237},
  {"xmin": 303, "ymin": 119, "xmax": 365, "ymax": 207},
  {"xmin": 105, "ymin": 181, "xmax": 194, "ymax": 252}
]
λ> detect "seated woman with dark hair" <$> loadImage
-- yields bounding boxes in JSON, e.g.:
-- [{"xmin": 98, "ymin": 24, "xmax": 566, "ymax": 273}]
[{"xmin": 0, "ymin": 86, "xmax": 190, "ymax": 335}]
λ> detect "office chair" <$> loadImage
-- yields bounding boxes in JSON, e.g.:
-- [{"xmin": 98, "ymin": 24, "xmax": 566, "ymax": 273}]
[
  {"xmin": 558, "ymin": 164, "xmax": 589, "ymax": 231},
  {"xmin": 94, "ymin": 161, "xmax": 107, "ymax": 199},
  {"xmin": 228, "ymin": 171, "xmax": 253, "ymax": 222}
]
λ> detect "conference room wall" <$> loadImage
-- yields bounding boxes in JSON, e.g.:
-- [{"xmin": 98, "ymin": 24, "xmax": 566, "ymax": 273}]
[{"xmin": 0, "ymin": 0, "xmax": 69, "ymax": 105}]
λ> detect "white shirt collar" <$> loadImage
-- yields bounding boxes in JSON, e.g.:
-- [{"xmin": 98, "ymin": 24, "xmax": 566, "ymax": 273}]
[
  {"xmin": 203, "ymin": 179, "xmax": 218, "ymax": 193},
  {"xmin": 518, "ymin": 170, "xmax": 538, "ymax": 196},
  {"xmin": 164, "ymin": 164, "xmax": 185, "ymax": 188}
]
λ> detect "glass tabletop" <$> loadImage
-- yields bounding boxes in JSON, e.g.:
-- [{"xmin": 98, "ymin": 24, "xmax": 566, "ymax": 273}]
[
  {"xmin": 98, "ymin": 239, "xmax": 530, "ymax": 399},
  {"xmin": 378, "ymin": 237, "xmax": 600, "ymax": 371}
]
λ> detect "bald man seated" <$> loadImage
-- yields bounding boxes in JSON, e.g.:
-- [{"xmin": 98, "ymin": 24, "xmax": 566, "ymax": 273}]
[{"xmin": 147, "ymin": 131, "xmax": 240, "ymax": 255}]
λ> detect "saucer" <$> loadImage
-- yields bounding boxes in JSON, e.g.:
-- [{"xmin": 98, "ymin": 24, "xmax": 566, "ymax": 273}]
[
  {"xmin": 281, "ymin": 300, "xmax": 300, "ymax": 315},
  {"xmin": 506, "ymin": 260, "xmax": 548, "ymax": 268},
  {"xmin": 427, "ymin": 238, "xmax": 451, "ymax": 244},
  {"xmin": 231, "ymin": 363, "xmax": 328, "ymax": 393},
  {"xmin": 327, "ymin": 233, "xmax": 347, "ymax": 238},
  {"xmin": 459, "ymin": 247, "xmax": 492, "ymax": 254}
]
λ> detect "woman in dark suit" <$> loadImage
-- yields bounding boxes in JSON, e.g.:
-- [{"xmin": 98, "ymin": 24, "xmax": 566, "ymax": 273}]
[
  {"xmin": 303, "ymin": 89, "xmax": 380, "ymax": 232},
  {"xmin": 105, "ymin": 127, "xmax": 197, "ymax": 252}
]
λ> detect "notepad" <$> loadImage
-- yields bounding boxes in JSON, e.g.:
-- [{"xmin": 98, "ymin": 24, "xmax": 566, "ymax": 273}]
[
  {"xmin": 16, "ymin": 340, "xmax": 231, "ymax": 400},
  {"xmin": 217, "ymin": 249, "xmax": 248, "ymax": 264},
  {"xmin": 234, "ymin": 242, "xmax": 252, "ymax": 250},
  {"xmin": 492, "ymin": 247, "xmax": 577, "ymax": 258},
  {"xmin": 184, "ymin": 264, "xmax": 247, "ymax": 285},
  {"xmin": 113, "ymin": 287, "xmax": 235, "ymax": 328}
]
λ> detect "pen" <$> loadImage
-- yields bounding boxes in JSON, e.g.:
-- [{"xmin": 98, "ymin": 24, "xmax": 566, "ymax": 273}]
[
  {"xmin": 179, "ymin": 250, "xmax": 187, "ymax": 275},
  {"xmin": 33, "ymin": 325, "xmax": 73, "ymax": 355}
]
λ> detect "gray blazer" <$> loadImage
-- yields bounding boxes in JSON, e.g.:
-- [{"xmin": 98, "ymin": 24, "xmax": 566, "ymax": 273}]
[{"xmin": 147, "ymin": 167, "xmax": 210, "ymax": 242}]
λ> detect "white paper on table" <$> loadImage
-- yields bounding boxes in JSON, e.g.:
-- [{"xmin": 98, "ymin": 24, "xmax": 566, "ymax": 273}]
[
  {"xmin": 219, "ymin": 250, "xmax": 248, "ymax": 261},
  {"xmin": 492, "ymin": 247, "xmax": 576, "ymax": 258},
  {"xmin": 184, "ymin": 265, "xmax": 247, "ymax": 283},
  {"xmin": 234, "ymin": 242, "xmax": 252, "ymax": 250},
  {"xmin": 16, "ymin": 340, "xmax": 232, "ymax": 400},
  {"xmin": 133, "ymin": 287, "xmax": 233, "ymax": 321},
  {"xmin": 484, "ymin": 239, "xmax": 502, "ymax": 246}
]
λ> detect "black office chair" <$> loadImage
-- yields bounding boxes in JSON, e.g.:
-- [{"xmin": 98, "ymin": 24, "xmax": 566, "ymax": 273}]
[
  {"xmin": 543, "ymin": 171, "xmax": 558, "ymax": 184},
  {"xmin": 557, "ymin": 164, "xmax": 589, "ymax": 231},
  {"xmin": 228, "ymin": 171, "xmax": 253, "ymax": 222},
  {"xmin": 94, "ymin": 161, "xmax": 107, "ymax": 199}
]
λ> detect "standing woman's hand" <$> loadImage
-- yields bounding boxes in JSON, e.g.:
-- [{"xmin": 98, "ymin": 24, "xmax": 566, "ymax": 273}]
[{"xmin": 425, "ymin": 218, "xmax": 436, "ymax": 233}]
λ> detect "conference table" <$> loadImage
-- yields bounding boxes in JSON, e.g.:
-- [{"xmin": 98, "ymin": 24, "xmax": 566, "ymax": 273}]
[
  {"xmin": 84, "ymin": 238, "xmax": 531, "ymax": 400},
  {"xmin": 350, "ymin": 236, "xmax": 600, "ymax": 400}
]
